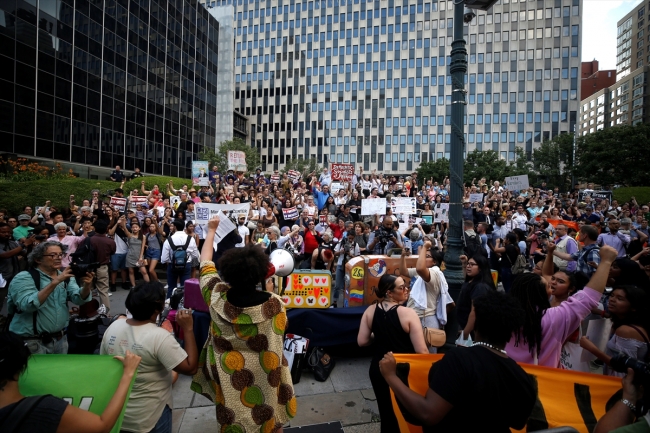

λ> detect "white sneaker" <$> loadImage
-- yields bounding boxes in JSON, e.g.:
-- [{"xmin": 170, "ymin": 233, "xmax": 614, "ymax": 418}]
[{"xmin": 108, "ymin": 292, "xmax": 113, "ymax": 297}]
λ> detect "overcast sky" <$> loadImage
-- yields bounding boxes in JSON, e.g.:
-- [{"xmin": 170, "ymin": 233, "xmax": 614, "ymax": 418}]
[{"xmin": 582, "ymin": 0, "xmax": 644, "ymax": 70}]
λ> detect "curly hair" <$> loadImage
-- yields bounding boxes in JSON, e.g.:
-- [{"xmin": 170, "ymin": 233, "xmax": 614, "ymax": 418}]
[
  {"xmin": 610, "ymin": 285, "xmax": 650, "ymax": 333},
  {"xmin": 473, "ymin": 290, "xmax": 525, "ymax": 347},
  {"xmin": 509, "ymin": 273, "xmax": 550, "ymax": 356},
  {"xmin": 218, "ymin": 244, "xmax": 269, "ymax": 289},
  {"xmin": 27, "ymin": 241, "xmax": 68, "ymax": 268},
  {"xmin": 125, "ymin": 282, "xmax": 166, "ymax": 321}
]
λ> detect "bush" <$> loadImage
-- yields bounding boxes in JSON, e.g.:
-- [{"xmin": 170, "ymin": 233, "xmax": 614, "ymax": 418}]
[
  {"xmin": 0, "ymin": 176, "xmax": 191, "ymax": 217},
  {"xmin": 613, "ymin": 187, "xmax": 650, "ymax": 207},
  {"xmin": 0, "ymin": 157, "xmax": 76, "ymax": 182}
]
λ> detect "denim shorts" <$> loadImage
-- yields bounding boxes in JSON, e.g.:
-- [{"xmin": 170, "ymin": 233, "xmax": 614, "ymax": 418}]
[
  {"xmin": 110, "ymin": 253, "xmax": 127, "ymax": 270},
  {"xmin": 145, "ymin": 248, "xmax": 161, "ymax": 261}
]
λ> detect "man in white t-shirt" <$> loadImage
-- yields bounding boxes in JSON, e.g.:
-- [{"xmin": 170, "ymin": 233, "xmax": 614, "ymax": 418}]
[{"xmin": 236, "ymin": 216, "xmax": 250, "ymax": 247}]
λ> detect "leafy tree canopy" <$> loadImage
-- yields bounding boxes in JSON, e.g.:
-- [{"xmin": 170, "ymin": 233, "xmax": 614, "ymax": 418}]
[{"xmin": 197, "ymin": 138, "xmax": 261, "ymax": 173}]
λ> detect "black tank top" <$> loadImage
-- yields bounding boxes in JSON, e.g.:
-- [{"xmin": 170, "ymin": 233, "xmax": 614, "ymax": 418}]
[{"xmin": 371, "ymin": 303, "xmax": 416, "ymax": 363}]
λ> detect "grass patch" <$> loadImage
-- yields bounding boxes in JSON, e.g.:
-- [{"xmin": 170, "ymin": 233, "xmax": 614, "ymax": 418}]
[
  {"xmin": 0, "ymin": 176, "xmax": 191, "ymax": 216},
  {"xmin": 613, "ymin": 187, "xmax": 650, "ymax": 206}
]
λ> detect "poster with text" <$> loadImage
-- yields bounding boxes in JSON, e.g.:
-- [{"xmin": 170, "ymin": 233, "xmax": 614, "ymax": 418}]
[
  {"xmin": 282, "ymin": 207, "xmax": 299, "ymax": 220},
  {"xmin": 110, "ymin": 197, "xmax": 127, "ymax": 213},
  {"xmin": 469, "ymin": 193, "xmax": 484, "ymax": 204},
  {"xmin": 361, "ymin": 198, "xmax": 387, "ymax": 215},
  {"xmin": 433, "ymin": 203, "xmax": 449, "ymax": 223},
  {"xmin": 505, "ymin": 175, "xmax": 529, "ymax": 191},
  {"xmin": 195, "ymin": 202, "xmax": 251, "ymax": 225},
  {"xmin": 390, "ymin": 197, "xmax": 416, "ymax": 215},
  {"xmin": 192, "ymin": 161, "xmax": 210, "ymax": 186},
  {"xmin": 330, "ymin": 163, "xmax": 354, "ymax": 181},
  {"xmin": 129, "ymin": 196, "xmax": 149, "ymax": 209},
  {"xmin": 288, "ymin": 170, "xmax": 301, "ymax": 183},
  {"xmin": 227, "ymin": 150, "xmax": 247, "ymax": 172}
]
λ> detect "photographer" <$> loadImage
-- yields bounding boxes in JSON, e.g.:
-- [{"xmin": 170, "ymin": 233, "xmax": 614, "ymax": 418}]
[
  {"xmin": 6, "ymin": 241, "xmax": 94, "ymax": 354},
  {"xmin": 368, "ymin": 217, "xmax": 403, "ymax": 254},
  {"xmin": 594, "ymin": 369, "xmax": 648, "ymax": 433}
]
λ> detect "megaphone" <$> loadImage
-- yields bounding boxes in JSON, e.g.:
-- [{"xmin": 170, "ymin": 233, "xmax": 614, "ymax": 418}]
[{"xmin": 268, "ymin": 249, "xmax": 295, "ymax": 277}]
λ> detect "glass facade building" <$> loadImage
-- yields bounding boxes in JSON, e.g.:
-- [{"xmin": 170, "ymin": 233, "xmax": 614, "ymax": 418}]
[
  {"xmin": 0, "ymin": 0, "xmax": 219, "ymax": 178},
  {"xmin": 206, "ymin": 0, "xmax": 581, "ymax": 173}
]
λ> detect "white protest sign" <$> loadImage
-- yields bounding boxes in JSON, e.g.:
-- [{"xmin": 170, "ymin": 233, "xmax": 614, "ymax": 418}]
[
  {"xmin": 287, "ymin": 170, "xmax": 301, "ymax": 183},
  {"xmin": 469, "ymin": 193, "xmax": 484, "ymax": 204},
  {"xmin": 213, "ymin": 210, "xmax": 238, "ymax": 247},
  {"xmin": 330, "ymin": 181, "xmax": 345, "ymax": 194},
  {"xmin": 433, "ymin": 203, "xmax": 449, "ymax": 223},
  {"xmin": 390, "ymin": 197, "xmax": 416, "ymax": 215},
  {"xmin": 195, "ymin": 203, "xmax": 251, "ymax": 225},
  {"xmin": 129, "ymin": 196, "xmax": 149, "ymax": 209},
  {"xmin": 505, "ymin": 175, "xmax": 529, "ymax": 191},
  {"xmin": 227, "ymin": 151, "xmax": 247, "ymax": 172},
  {"xmin": 361, "ymin": 198, "xmax": 387, "ymax": 216},
  {"xmin": 169, "ymin": 195, "xmax": 181, "ymax": 210},
  {"xmin": 110, "ymin": 197, "xmax": 127, "ymax": 213}
]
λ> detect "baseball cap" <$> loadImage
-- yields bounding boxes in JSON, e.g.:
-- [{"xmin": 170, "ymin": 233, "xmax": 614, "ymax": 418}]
[{"xmin": 18, "ymin": 214, "xmax": 31, "ymax": 221}]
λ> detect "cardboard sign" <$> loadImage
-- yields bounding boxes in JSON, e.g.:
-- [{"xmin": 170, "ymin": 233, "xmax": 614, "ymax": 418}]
[
  {"xmin": 469, "ymin": 193, "xmax": 484, "ymax": 204},
  {"xmin": 390, "ymin": 197, "xmax": 416, "ymax": 215},
  {"xmin": 192, "ymin": 161, "xmax": 210, "ymax": 186},
  {"xmin": 281, "ymin": 270, "xmax": 332, "ymax": 308},
  {"xmin": 578, "ymin": 190, "xmax": 613, "ymax": 203},
  {"xmin": 227, "ymin": 150, "xmax": 247, "ymax": 172},
  {"xmin": 330, "ymin": 163, "xmax": 354, "ymax": 181},
  {"xmin": 110, "ymin": 197, "xmax": 127, "ymax": 213},
  {"xmin": 361, "ymin": 198, "xmax": 387, "ymax": 216},
  {"xmin": 195, "ymin": 203, "xmax": 251, "ymax": 225},
  {"xmin": 282, "ymin": 207, "xmax": 299, "ymax": 220},
  {"xmin": 288, "ymin": 170, "xmax": 301, "ymax": 183},
  {"xmin": 129, "ymin": 196, "xmax": 148, "ymax": 209},
  {"xmin": 505, "ymin": 175, "xmax": 530, "ymax": 191},
  {"xmin": 433, "ymin": 203, "xmax": 449, "ymax": 223},
  {"xmin": 390, "ymin": 353, "xmax": 621, "ymax": 433}
]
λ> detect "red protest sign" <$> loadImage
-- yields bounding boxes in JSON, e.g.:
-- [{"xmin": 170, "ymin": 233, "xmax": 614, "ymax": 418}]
[{"xmin": 331, "ymin": 163, "xmax": 354, "ymax": 181}]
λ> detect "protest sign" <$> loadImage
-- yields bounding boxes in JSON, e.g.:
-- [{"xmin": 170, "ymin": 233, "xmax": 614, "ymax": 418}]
[
  {"xmin": 422, "ymin": 215, "xmax": 433, "ymax": 224},
  {"xmin": 391, "ymin": 353, "xmax": 620, "ymax": 433},
  {"xmin": 213, "ymin": 210, "xmax": 238, "ymax": 247},
  {"xmin": 270, "ymin": 174, "xmax": 280, "ymax": 183},
  {"xmin": 287, "ymin": 170, "xmax": 301, "ymax": 183},
  {"xmin": 504, "ymin": 175, "xmax": 529, "ymax": 191},
  {"xmin": 330, "ymin": 181, "xmax": 345, "ymax": 194},
  {"xmin": 110, "ymin": 197, "xmax": 127, "ymax": 213},
  {"xmin": 227, "ymin": 151, "xmax": 247, "ymax": 172},
  {"xmin": 195, "ymin": 202, "xmax": 251, "ymax": 225},
  {"xmin": 330, "ymin": 163, "xmax": 354, "ymax": 181},
  {"xmin": 129, "ymin": 196, "xmax": 148, "ymax": 209},
  {"xmin": 469, "ymin": 193, "xmax": 484, "ymax": 204},
  {"xmin": 390, "ymin": 197, "xmax": 416, "ymax": 215},
  {"xmin": 361, "ymin": 198, "xmax": 387, "ymax": 215},
  {"xmin": 20, "ymin": 355, "xmax": 135, "ymax": 433},
  {"xmin": 578, "ymin": 190, "xmax": 613, "ymax": 203},
  {"xmin": 433, "ymin": 203, "xmax": 449, "ymax": 223},
  {"xmin": 319, "ymin": 215, "xmax": 327, "ymax": 225},
  {"xmin": 282, "ymin": 207, "xmax": 299, "ymax": 220},
  {"xmin": 169, "ymin": 195, "xmax": 181, "ymax": 210},
  {"xmin": 191, "ymin": 161, "xmax": 210, "ymax": 186}
]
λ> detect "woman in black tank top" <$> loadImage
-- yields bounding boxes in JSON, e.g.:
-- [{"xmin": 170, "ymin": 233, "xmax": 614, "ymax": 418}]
[{"xmin": 357, "ymin": 274, "xmax": 428, "ymax": 433}]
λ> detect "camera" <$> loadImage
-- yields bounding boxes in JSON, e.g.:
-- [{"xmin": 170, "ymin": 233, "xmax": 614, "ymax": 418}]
[
  {"xmin": 525, "ymin": 221, "xmax": 540, "ymax": 227},
  {"xmin": 69, "ymin": 262, "xmax": 101, "ymax": 278},
  {"xmin": 375, "ymin": 227, "xmax": 392, "ymax": 245},
  {"xmin": 463, "ymin": 7, "xmax": 476, "ymax": 23},
  {"xmin": 34, "ymin": 235, "xmax": 47, "ymax": 240},
  {"xmin": 610, "ymin": 353, "xmax": 650, "ymax": 381},
  {"xmin": 535, "ymin": 230, "xmax": 549, "ymax": 240}
]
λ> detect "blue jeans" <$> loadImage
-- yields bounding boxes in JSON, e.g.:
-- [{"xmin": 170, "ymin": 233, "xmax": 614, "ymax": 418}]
[
  {"xmin": 149, "ymin": 405, "xmax": 172, "ymax": 433},
  {"xmin": 166, "ymin": 263, "xmax": 191, "ymax": 298},
  {"xmin": 25, "ymin": 335, "xmax": 68, "ymax": 354}
]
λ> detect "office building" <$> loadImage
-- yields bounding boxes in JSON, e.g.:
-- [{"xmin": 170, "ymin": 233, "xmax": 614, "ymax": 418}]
[
  {"xmin": 579, "ymin": 65, "xmax": 650, "ymax": 135},
  {"xmin": 206, "ymin": 0, "xmax": 582, "ymax": 173},
  {"xmin": 581, "ymin": 60, "xmax": 616, "ymax": 100},
  {"xmin": 0, "ymin": 0, "xmax": 219, "ymax": 178},
  {"xmin": 616, "ymin": 1, "xmax": 649, "ymax": 79}
]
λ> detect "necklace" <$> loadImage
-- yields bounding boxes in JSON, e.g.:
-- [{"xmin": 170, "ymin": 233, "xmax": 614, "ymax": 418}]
[{"xmin": 472, "ymin": 342, "xmax": 508, "ymax": 356}]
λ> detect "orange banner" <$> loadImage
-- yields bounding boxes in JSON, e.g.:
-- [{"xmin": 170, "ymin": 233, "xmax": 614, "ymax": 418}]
[{"xmin": 391, "ymin": 354, "xmax": 622, "ymax": 433}]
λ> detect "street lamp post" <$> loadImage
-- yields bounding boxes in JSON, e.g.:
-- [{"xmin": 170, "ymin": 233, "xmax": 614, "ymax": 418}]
[{"xmin": 442, "ymin": 0, "xmax": 469, "ymax": 343}]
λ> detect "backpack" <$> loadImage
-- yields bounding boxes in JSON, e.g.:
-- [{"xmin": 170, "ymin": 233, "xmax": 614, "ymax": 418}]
[
  {"xmin": 167, "ymin": 235, "xmax": 192, "ymax": 271},
  {"xmin": 507, "ymin": 249, "xmax": 528, "ymax": 274},
  {"xmin": 463, "ymin": 231, "xmax": 486, "ymax": 259},
  {"xmin": 69, "ymin": 236, "xmax": 97, "ymax": 272}
]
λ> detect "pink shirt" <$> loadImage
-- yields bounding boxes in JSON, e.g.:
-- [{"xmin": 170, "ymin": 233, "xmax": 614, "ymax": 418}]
[
  {"xmin": 506, "ymin": 287, "xmax": 601, "ymax": 368},
  {"xmin": 52, "ymin": 234, "xmax": 86, "ymax": 268}
]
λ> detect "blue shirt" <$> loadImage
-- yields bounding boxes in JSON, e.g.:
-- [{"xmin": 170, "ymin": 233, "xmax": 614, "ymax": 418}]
[
  {"xmin": 8, "ymin": 268, "xmax": 91, "ymax": 336},
  {"xmin": 312, "ymin": 187, "xmax": 332, "ymax": 210}
]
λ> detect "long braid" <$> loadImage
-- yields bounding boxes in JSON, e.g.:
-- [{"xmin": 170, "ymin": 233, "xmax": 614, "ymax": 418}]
[{"xmin": 510, "ymin": 273, "xmax": 550, "ymax": 357}]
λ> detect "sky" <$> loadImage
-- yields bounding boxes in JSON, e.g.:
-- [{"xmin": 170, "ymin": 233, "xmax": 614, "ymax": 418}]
[{"xmin": 582, "ymin": 0, "xmax": 644, "ymax": 70}]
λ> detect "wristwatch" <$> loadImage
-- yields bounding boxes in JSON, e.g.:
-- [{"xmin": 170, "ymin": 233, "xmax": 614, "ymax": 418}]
[{"xmin": 621, "ymin": 398, "xmax": 637, "ymax": 413}]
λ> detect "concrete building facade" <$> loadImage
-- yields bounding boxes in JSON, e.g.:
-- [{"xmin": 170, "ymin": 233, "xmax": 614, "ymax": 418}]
[
  {"xmin": 206, "ymin": 0, "xmax": 582, "ymax": 173},
  {"xmin": 581, "ymin": 60, "xmax": 616, "ymax": 100},
  {"xmin": 616, "ymin": 1, "xmax": 648, "ymax": 79}
]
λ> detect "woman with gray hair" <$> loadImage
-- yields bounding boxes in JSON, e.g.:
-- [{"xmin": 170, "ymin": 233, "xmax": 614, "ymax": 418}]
[
  {"xmin": 265, "ymin": 225, "xmax": 282, "ymax": 255},
  {"xmin": 52, "ymin": 222, "xmax": 86, "ymax": 269}
]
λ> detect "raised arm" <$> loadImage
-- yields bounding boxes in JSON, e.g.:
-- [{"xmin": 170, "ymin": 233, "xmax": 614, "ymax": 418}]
[
  {"xmin": 416, "ymin": 240, "xmax": 432, "ymax": 281},
  {"xmin": 200, "ymin": 215, "xmax": 220, "ymax": 262}
]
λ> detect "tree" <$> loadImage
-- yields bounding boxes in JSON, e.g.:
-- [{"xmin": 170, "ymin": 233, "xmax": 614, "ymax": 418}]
[
  {"xmin": 197, "ymin": 138, "xmax": 261, "ymax": 173},
  {"xmin": 574, "ymin": 124, "xmax": 650, "ymax": 187},
  {"xmin": 463, "ymin": 150, "xmax": 510, "ymax": 184},
  {"xmin": 506, "ymin": 147, "xmax": 536, "ymax": 181},
  {"xmin": 282, "ymin": 156, "xmax": 322, "ymax": 178},
  {"xmin": 416, "ymin": 158, "xmax": 450, "ymax": 182},
  {"xmin": 532, "ymin": 133, "xmax": 574, "ymax": 190}
]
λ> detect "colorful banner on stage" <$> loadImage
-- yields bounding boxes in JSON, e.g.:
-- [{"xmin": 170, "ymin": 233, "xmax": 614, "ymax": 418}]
[
  {"xmin": 390, "ymin": 354, "xmax": 621, "ymax": 433},
  {"xmin": 20, "ymin": 355, "xmax": 136, "ymax": 433}
]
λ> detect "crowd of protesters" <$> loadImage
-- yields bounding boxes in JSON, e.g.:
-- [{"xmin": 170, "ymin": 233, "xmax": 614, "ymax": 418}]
[{"xmin": 1, "ymin": 162, "xmax": 650, "ymax": 432}]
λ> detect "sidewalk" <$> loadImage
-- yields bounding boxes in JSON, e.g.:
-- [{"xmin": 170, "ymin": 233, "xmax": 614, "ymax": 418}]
[{"xmin": 171, "ymin": 357, "xmax": 380, "ymax": 432}]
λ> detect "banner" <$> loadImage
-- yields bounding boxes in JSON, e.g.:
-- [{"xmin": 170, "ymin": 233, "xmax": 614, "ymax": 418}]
[
  {"xmin": 469, "ymin": 193, "xmax": 484, "ymax": 204},
  {"xmin": 331, "ymin": 163, "xmax": 354, "ymax": 181},
  {"xmin": 390, "ymin": 197, "xmax": 416, "ymax": 215},
  {"xmin": 288, "ymin": 170, "xmax": 302, "ymax": 183},
  {"xmin": 282, "ymin": 207, "xmax": 299, "ymax": 220},
  {"xmin": 390, "ymin": 353, "xmax": 621, "ymax": 433},
  {"xmin": 195, "ymin": 202, "xmax": 251, "ymax": 225},
  {"xmin": 505, "ymin": 175, "xmax": 530, "ymax": 191},
  {"xmin": 192, "ymin": 161, "xmax": 210, "ymax": 186},
  {"xmin": 535, "ymin": 217, "xmax": 580, "ymax": 233},
  {"xmin": 578, "ymin": 190, "xmax": 613, "ymax": 203},
  {"xmin": 227, "ymin": 150, "xmax": 247, "ymax": 172},
  {"xmin": 20, "ymin": 355, "xmax": 136, "ymax": 433},
  {"xmin": 361, "ymin": 198, "xmax": 387, "ymax": 216},
  {"xmin": 433, "ymin": 203, "xmax": 449, "ymax": 223},
  {"xmin": 110, "ymin": 197, "xmax": 127, "ymax": 213},
  {"xmin": 129, "ymin": 196, "xmax": 148, "ymax": 209}
]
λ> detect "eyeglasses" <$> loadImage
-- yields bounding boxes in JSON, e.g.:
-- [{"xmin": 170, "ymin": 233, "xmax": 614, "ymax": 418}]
[
  {"xmin": 466, "ymin": 262, "xmax": 479, "ymax": 267},
  {"xmin": 43, "ymin": 253, "xmax": 66, "ymax": 259}
]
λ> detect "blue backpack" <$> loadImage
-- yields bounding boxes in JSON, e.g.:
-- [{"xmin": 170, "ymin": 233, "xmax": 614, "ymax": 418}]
[{"xmin": 167, "ymin": 236, "xmax": 191, "ymax": 271}]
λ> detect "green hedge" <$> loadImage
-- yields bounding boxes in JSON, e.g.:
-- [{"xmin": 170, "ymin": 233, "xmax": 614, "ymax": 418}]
[
  {"xmin": 613, "ymin": 187, "xmax": 650, "ymax": 206},
  {"xmin": 0, "ymin": 176, "xmax": 191, "ymax": 216}
]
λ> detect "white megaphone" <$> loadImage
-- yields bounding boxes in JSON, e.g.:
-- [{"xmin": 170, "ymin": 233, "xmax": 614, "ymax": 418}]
[{"xmin": 268, "ymin": 249, "xmax": 295, "ymax": 277}]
